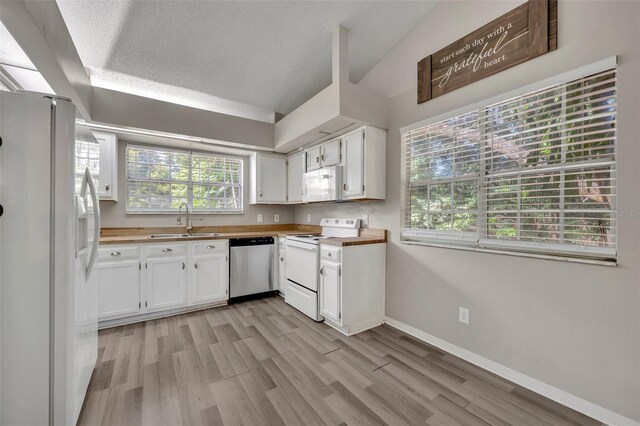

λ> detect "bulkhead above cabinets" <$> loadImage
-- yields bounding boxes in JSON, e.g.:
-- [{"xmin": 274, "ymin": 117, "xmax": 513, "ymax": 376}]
[{"xmin": 249, "ymin": 125, "xmax": 386, "ymax": 206}]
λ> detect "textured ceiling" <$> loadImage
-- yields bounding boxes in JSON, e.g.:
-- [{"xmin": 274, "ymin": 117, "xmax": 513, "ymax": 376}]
[{"xmin": 57, "ymin": 0, "xmax": 436, "ymax": 122}]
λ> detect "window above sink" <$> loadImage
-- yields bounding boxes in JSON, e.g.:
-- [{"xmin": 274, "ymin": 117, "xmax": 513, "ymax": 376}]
[{"xmin": 126, "ymin": 144, "xmax": 243, "ymax": 214}]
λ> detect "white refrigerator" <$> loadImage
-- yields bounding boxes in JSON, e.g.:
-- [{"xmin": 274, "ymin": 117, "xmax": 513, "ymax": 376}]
[{"xmin": 0, "ymin": 91, "xmax": 100, "ymax": 425}]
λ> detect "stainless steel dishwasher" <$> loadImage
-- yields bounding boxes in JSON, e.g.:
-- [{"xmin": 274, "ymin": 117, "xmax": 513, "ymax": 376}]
[{"xmin": 229, "ymin": 236, "xmax": 275, "ymax": 301}]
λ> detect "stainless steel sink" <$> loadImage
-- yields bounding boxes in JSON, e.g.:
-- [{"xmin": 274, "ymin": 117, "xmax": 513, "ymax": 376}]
[
  {"xmin": 188, "ymin": 232, "xmax": 220, "ymax": 237},
  {"xmin": 148, "ymin": 232, "xmax": 220, "ymax": 239}
]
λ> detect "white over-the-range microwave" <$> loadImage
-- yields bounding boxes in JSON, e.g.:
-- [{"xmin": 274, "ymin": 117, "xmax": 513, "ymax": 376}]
[{"xmin": 302, "ymin": 165, "xmax": 343, "ymax": 202}]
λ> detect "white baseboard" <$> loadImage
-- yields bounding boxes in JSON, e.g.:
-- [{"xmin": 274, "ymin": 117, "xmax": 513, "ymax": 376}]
[
  {"xmin": 98, "ymin": 300, "xmax": 228, "ymax": 329},
  {"xmin": 325, "ymin": 317, "xmax": 384, "ymax": 336},
  {"xmin": 383, "ymin": 316, "xmax": 639, "ymax": 426}
]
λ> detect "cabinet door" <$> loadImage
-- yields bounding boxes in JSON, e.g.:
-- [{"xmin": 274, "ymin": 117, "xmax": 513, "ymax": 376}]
[
  {"xmin": 193, "ymin": 253, "xmax": 228, "ymax": 304},
  {"xmin": 258, "ymin": 155, "xmax": 287, "ymax": 203},
  {"xmin": 93, "ymin": 131, "xmax": 118, "ymax": 201},
  {"xmin": 306, "ymin": 146, "xmax": 321, "ymax": 171},
  {"xmin": 146, "ymin": 256, "xmax": 187, "ymax": 311},
  {"xmin": 97, "ymin": 259, "xmax": 140, "ymax": 320},
  {"xmin": 287, "ymin": 152, "xmax": 305, "ymax": 203},
  {"xmin": 321, "ymin": 139, "xmax": 341, "ymax": 167},
  {"xmin": 278, "ymin": 243, "xmax": 286, "ymax": 294},
  {"xmin": 320, "ymin": 262, "xmax": 341, "ymax": 324},
  {"xmin": 342, "ymin": 129, "xmax": 365, "ymax": 199}
]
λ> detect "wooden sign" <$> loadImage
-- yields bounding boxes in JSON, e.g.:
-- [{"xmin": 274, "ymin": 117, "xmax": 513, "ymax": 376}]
[{"xmin": 418, "ymin": 0, "xmax": 557, "ymax": 103}]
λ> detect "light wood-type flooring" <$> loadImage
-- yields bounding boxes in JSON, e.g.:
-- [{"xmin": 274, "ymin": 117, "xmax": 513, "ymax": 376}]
[{"xmin": 78, "ymin": 296, "xmax": 602, "ymax": 426}]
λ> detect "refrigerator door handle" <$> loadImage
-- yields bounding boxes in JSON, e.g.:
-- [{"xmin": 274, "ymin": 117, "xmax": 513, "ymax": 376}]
[{"xmin": 84, "ymin": 167, "xmax": 101, "ymax": 279}]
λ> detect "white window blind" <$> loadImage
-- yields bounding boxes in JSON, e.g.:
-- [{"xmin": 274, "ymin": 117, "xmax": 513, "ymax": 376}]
[
  {"xmin": 126, "ymin": 144, "xmax": 243, "ymax": 213},
  {"xmin": 403, "ymin": 68, "xmax": 617, "ymax": 260}
]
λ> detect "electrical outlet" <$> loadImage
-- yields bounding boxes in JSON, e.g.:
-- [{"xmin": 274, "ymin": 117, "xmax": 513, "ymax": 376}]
[
  {"xmin": 257, "ymin": 214, "xmax": 263, "ymax": 223},
  {"xmin": 307, "ymin": 214, "xmax": 311, "ymax": 223},
  {"xmin": 274, "ymin": 214, "xmax": 280, "ymax": 223},
  {"xmin": 362, "ymin": 214, "xmax": 369, "ymax": 227},
  {"xmin": 459, "ymin": 307, "xmax": 470, "ymax": 325}
]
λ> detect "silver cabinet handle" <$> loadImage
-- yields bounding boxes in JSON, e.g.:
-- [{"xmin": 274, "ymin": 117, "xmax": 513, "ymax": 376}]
[
  {"xmin": 110, "ymin": 251, "xmax": 121, "ymax": 257},
  {"xmin": 280, "ymin": 257, "xmax": 284, "ymax": 261},
  {"xmin": 327, "ymin": 252, "xmax": 332, "ymax": 257},
  {"xmin": 105, "ymin": 184, "xmax": 110, "ymax": 191},
  {"xmin": 162, "ymin": 248, "xmax": 173, "ymax": 253},
  {"xmin": 206, "ymin": 245, "xmax": 216, "ymax": 249},
  {"xmin": 194, "ymin": 262, "xmax": 198, "ymax": 269},
  {"xmin": 182, "ymin": 262, "xmax": 185, "ymax": 270},
  {"xmin": 316, "ymin": 156, "xmax": 320, "ymax": 163},
  {"xmin": 321, "ymin": 154, "xmax": 325, "ymax": 161},
  {"xmin": 259, "ymin": 190, "xmax": 263, "ymax": 197},
  {"xmin": 320, "ymin": 267, "xmax": 324, "ymax": 276},
  {"xmin": 343, "ymin": 183, "xmax": 348, "ymax": 191}
]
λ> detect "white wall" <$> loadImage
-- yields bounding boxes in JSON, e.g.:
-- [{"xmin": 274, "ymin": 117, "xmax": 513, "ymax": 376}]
[
  {"xmin": 100, "ymin": 139, "xmax": 295, "ymax": 228},
  {"xmin": 296, "ymin": 0, "xmax": 640, "ymax": 422}
]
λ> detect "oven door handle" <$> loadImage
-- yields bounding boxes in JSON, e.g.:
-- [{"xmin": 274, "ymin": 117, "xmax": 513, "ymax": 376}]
[{"xmin": 286, "ymin": 240, "xmax": 318, "ymax": 251}]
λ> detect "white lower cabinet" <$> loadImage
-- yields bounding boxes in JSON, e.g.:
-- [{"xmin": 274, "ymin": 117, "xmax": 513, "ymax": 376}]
[
  {"xmin": 320, "ymin": 260, "xmax": 340, "ymax": 324},
  {"xmin": 277, "ymin": 238, "xmax": 286, "ymax": 295},
  {"xmin": 191, "ymin": 241, "xmax": 229, "ymax": 305},
  {"xmin": 146, "ymin": 255, "xmax": 187, "ymax": 312},
  {"xmin": 96, "ymin": 258, "xmax": 140, "ymax": 320},
  {"xmin": 96, "ymin": 239, "xmax": 229, "ymax": 326},
  {"xmin": 319, "ymin": 243, "xmax": 386, "ymax": 336}
]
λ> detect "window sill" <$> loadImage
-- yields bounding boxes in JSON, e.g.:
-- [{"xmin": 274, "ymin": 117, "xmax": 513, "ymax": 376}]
[{"xmin": 400, "ymin": 238, "xmax": 617, "ymax": 267}]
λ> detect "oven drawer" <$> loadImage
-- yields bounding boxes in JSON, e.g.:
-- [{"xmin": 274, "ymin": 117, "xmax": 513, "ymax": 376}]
[
  {"xmin": 285, "ymin": 240, "xmax": 319, "ymax": 291},
  {"xmin": 285, "ymin": 280, "xmax": 320, "ymax": 321}
]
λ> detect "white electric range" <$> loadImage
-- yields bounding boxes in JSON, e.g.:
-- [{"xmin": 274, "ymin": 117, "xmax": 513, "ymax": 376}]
[{"xmin": 285, "ymin": 218, "xmax": 361, "ymax": 321}]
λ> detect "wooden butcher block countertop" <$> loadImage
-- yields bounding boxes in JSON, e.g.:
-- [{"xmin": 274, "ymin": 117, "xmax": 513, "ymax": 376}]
[
  {"xmin": 319, "ymin": 228, "xmax": 387, "ymax": 247},
  {"xmin": 100, "ymin": 224, "xmax": 387, "ymax": 246}
]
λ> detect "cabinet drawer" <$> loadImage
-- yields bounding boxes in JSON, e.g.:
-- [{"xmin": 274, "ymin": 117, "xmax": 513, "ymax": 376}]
[
  {"xmin": 285, "ymin": 280, "xmax": 319, "ymax": 320},
  {"xmin": 98, "ymin": 245, "xmax": 139, "ymax": 261},
  {"xmin": 193, "ymin": 240, "xmax": 228, "ymax": 255},
  {"xmin": 147, "ymin": 243, "xmax": 187, "ymax": 257},
  {"xmin": 320, "ymin": 246, "xmax": 341, "ymax": 262}
]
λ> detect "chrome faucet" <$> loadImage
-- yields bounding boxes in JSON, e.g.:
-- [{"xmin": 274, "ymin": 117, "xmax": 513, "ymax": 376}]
[{"xmin": 177, "ymin": 202, "xmax": 191, "ymax": 235}]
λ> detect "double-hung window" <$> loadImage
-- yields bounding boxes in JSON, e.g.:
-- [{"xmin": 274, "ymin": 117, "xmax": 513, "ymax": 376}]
[
  {"xmin": 126, "ymin": 144, "xmax": 243, "ymax": 213},
  {"xmin": 402, "ymin": 65, "xmax": 617, "ymax": 261}
]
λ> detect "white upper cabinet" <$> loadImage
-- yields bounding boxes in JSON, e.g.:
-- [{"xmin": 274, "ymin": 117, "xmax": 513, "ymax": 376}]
[
  {"xmin": 299, "ymin": 126, "xmax": 385, "ymax": 202},
  {"xmin": 92, "ymin": 130, "xmax": 118, "ymax": 201},
  {"xmin": 341, "ymin": 129, "xmax": 365, "ymax": 199},
  {"xmin": 250, "ymin": 153, "xmax": 287, "ymax": 204},
  {"xmin": 305, "ymin": 139, "xmax": 341, "ymax": 172},
  {"xmin": 320, "ymin": 138, "xmax": 341, "ymax": 167},
  {"xmin": 341, "ymin": 126, "xmax": 386, "ymax": 201},
  {"xmin": 305, "ymin": 145, "xmax": 322, "ymax": 172},
  {"xmin": 287, "ymin": 152, "xmax": 305, "ymax": 204}
]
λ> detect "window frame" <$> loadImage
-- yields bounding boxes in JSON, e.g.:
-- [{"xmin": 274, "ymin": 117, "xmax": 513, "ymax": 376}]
[
  {"xmin": 125, "ymin": 143, "xmax": 244, "ymax": 215},
  {"xmin": 400, "ymin": 58, "xmax": 618, "ymax": 263}
]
